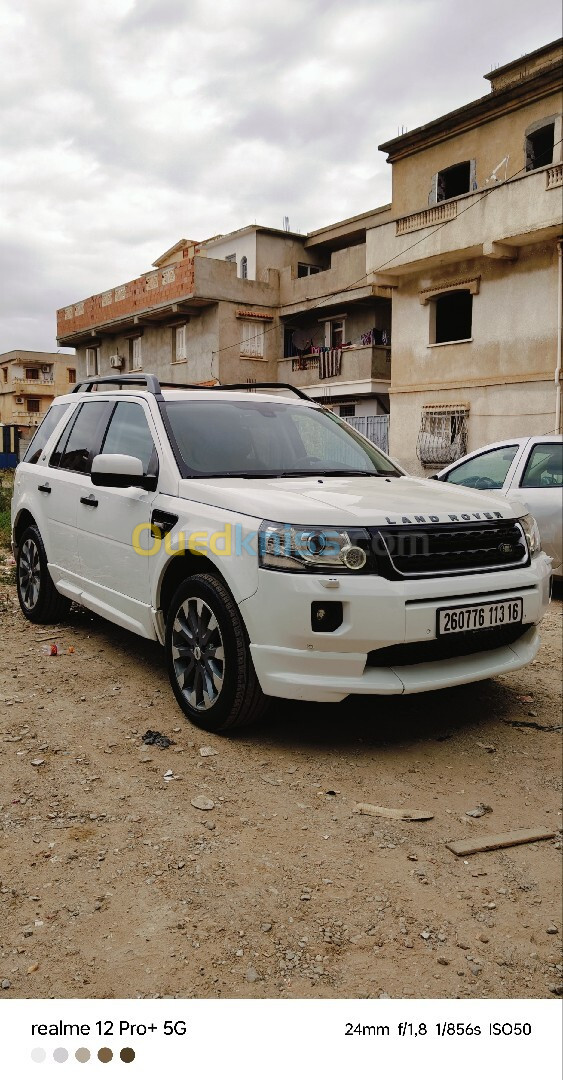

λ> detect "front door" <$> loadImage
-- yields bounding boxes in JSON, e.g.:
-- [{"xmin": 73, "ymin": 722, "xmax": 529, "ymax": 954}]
[{"xmin": 42, "ymin": 399, "xmax": 113, "ymax": 588}]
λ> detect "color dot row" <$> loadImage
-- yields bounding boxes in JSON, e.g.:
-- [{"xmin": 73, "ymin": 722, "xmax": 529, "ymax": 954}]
[{"xmin": 31, "ymin": 1047, "xmax": 135, "ymax": 1063}]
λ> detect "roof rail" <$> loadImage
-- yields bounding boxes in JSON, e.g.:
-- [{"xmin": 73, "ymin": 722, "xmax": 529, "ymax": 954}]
[
  {"xmin": 159, "ymin": 381, "xmax": 312, "ymax": 401},
  {"xmin": 72, "ymin": 374, "xmax": 162, "ymax": 394},
  {"xmin": 72, "ymin": 374, "xmax": 312, "ymax": 401}
]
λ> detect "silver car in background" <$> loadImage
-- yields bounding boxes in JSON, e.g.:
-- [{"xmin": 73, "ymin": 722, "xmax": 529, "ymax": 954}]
[{"xmin": 435, "ymin": 435, "xmax": 562, "ymax": 578}]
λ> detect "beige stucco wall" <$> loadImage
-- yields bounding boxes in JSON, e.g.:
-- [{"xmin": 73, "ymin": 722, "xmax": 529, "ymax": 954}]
[
  {"xmin": 389, "ymin": 90, "xmax": 562, "ymax": 217},
  {"xmin": 390, "ymin": 241, "xmax": 558, "ymax": 390},
  {"xmin": 388, "ymin": 240, "xmax": 559, "ymax": 473},
  {"xmin": 255, "ymin": 234, "xmax": 322, "ymax": 280},
  {"xmin": 390, "ymin": 379, "xmax": 555, "ymax": 475}
]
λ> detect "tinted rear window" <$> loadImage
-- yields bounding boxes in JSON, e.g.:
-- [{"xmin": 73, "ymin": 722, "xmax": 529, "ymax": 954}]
[{"xmin": 22, "ymin": 403, "xmax": 71, "ymax": 465}]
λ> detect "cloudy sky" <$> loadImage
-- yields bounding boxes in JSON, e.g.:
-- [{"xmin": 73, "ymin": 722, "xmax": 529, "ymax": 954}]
[{"xmin": 0, "ymin": 0, "xmax": 560, "ymax": 352}]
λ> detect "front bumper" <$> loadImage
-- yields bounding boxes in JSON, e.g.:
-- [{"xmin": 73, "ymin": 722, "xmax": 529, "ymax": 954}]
[{"xmin": 241, "ymin": 554, "xmax": 552, "ymax": 702}]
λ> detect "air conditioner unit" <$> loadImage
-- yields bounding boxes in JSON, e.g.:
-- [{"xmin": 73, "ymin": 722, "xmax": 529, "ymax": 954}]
[
  {"xmin": 15, "ymin": 396, "xmax": 24, "ymax": 404},
  {"xmin": 110, "ymin": 354, "xmax": 124, "ymax": 369},
  {"xmin": 41, "ymin": 365, "xmax": 50, "ymax": 373}
]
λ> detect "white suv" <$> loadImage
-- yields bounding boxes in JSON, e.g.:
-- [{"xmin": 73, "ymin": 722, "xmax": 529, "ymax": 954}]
[{"xmin": 12, "ymin": 375, "xmax": 552, "ymax": 733}]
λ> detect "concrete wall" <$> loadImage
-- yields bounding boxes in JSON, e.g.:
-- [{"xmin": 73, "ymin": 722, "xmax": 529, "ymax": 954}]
[
  {"xmin": 390, "ymin": 242, "xmax": 558, "ymax": 391},
  {"xmin": 334, "ymin": 397, "xmax": 388, "ymax": 417},
  {"xmin": 279, "ymin": 244, "xmax": 366, "ymax": 308},
  {"xmin": 204, "ymin": 233, "xmax": 258, "ymax": 279},
  {"xmin": 390, "ymin": 379, "xmax": 555, "ymax": 475},
  {"xmin": 389, "ymin": 90, "xmax": 562, "ymax": 217},
  {"xmin": 202, "ymin": 231, "xmax": 315, "ymax": 283},
  {"xmin": 388, "ymin": 241, "xmax": 559, "ymax": 473},
  {"xmin": 74, "ymin": 299, "xmax": 284, "ymax": 387},
  {"xmin": 255, "ymin": 234, "xmax": 322, "ymax": 280},
  {"xmin": 367, "ymin": 164, "xmax": 563, "ymax": 278}
]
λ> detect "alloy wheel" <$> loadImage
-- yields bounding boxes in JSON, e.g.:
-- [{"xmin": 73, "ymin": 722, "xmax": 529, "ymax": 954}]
[
  {"xmin": 171, "ymin": 597, "xmax": 225, "ymax": 711},
  {"xmin": 19, "ymin": 538, "xmax": 41, "ymax": 611}
]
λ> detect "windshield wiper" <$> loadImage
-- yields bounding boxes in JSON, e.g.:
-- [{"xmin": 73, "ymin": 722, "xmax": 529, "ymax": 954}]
[
  {"xmin": 184, "ymin": 469, "xmax": 398, "ymax": 479},
  {"xmin": 277, "ymin": 469, "xmax": 391, "ymax": 478}
]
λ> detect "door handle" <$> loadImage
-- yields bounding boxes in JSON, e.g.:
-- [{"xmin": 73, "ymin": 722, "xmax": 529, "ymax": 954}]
[
  {"xmin": 37, "ymin": 483, "xmax": 51, "ymax": 494},
  {"xmin": 80, "ymin": 494, "xmax": 99, "ymax": 508}
]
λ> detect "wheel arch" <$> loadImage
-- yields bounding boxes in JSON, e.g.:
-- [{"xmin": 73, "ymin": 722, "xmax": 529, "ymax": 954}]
[
  {"xmin": 158, "ymin": 552, "xmax": 240, "ymax": 622},
  {"xmin": 12, "ymin": 508, "xmax": 37, "ymax": 553}
]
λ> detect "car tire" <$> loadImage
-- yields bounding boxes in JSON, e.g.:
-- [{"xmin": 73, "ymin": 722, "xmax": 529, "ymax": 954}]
[
  {"xmin": 16, "ymin": 525, "xmax": 72, "ymax": 624},
  {"xmin": 165, "ymin": 573, "xmax": 267, "ymax": 733}
]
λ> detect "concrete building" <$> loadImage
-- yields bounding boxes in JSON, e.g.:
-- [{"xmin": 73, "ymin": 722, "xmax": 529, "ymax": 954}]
[
  {"xmin": 56, "ymin": 220, "xmax": 394, "ymax": 448},
  {"xmin": 276, "ymin": 204, "xmax": 394, "ymax": 437},
  {"xmin": 57, "ymin": 227, "xmax": 310, "ymax": 389},
  {"xmin": 0, "ymin": 350, "xmax": 77, "ymax": 440},
  {"xmin": 367, "ymin": 38, "xmax": 563, "ymax": 473},
  {"xmin": 56, "ymin": 39, "xmax": 561, "ymax": 468}
]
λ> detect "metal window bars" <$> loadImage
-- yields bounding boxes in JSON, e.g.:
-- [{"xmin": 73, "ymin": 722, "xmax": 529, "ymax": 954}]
[{"xmin": 416, "ymin": 404, "xmax": 469, "ymax": 465}]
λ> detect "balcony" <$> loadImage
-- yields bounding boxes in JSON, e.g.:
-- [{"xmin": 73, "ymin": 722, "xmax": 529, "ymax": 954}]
[
  {"xmin": 12, "ymin": 377, "xmax": 54, "ymax": 392},
  {"xmin": 279, "ymin": 244, "xmax": 388, "ymax": 315},
  {"xmin": 396, "ymin": 201, "xmax": 458, "ymax": 235},
  {"xmin": 368, "ymin": 164, "xmax": 563, "ymax": 278},
  {"xmin": 277, "ymin": 344, "xmax": 391, "ymax": 390},
  {"xmin": 546, "ymin": 163, "xmax": 563, "ymax": 189}
]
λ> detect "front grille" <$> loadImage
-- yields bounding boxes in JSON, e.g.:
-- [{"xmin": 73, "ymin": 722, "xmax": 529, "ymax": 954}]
[
  {"xmin": 372, "ymin": 520, "xmax": 528, "ymax": 578},
  {"xmin": 366, "ymin": 623, "xmax": 532, "ymax": 668}
]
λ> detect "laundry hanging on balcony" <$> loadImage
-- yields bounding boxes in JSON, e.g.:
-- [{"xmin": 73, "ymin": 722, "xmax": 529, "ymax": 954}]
[
  {"xmin": 360, "ymin": 328, "xmax": 391, "ymax": 346},
  {"xmin": 319, "ymin": 348, "xmax": 342, "ymax": 379}
]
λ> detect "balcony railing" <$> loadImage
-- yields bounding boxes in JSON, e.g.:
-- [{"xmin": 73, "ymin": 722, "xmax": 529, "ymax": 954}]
[
  {"xmin": 396, "ymin": 201, "xmax": 458, "ymax": 235},
  {"xmin": 546, "ymin": 163, "xmax": 563, "ymax": 189},
  {"xmin": 369, "ymin": 166, "xmax": 563, "ymax": 277},
  {"xmin": 12, "ymin": 377, "xmax": 54, "ymax": 390},
  {"xmin": 279, "ymin": 344, "xmax": 391, "ymax": 386}
]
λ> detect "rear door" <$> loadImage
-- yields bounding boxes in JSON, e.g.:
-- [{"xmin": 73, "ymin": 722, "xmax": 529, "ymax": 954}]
[{"xmin": 75, "ymin": 399, "xmax": 160, "ymax": 636}]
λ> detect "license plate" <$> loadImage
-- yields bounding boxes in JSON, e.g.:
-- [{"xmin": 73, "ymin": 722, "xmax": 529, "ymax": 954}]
[{"xmin": 437, "ymin": 597, "xmax": 523, "ymax": 635}]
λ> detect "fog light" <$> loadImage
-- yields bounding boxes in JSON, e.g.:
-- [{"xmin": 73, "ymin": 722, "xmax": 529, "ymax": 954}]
[
  {"xmin": 341, "ymin": 544, "xmax": 367, "ymax": 570},
  {"xmin": 311, "ymin": 601, "xmax": 343, "ymax": 632}
]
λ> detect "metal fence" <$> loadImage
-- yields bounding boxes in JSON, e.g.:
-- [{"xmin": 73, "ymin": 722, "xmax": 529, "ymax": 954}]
[{"xmin": 346, "ymin": 414, "xmax": 389, "ymax": 455}]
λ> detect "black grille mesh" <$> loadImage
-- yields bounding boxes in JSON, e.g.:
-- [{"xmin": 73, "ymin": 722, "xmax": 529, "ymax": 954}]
[{"xmin": 373, "ymin": 520, "xmax": 527, "ymax": 578}]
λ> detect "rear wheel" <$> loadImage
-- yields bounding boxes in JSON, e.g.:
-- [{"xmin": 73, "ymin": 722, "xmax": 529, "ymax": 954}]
[
  {"xmin": 165, "ymin": 573, "xmax": 267, "ymax": 732},
  {"xmin": 16, "ymin": 525, "xmax": 72, "ymax": 624}
]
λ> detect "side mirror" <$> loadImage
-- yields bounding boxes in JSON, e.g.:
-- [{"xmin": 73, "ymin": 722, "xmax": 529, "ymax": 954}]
[{"xmin": 91, "ymin": 453, "xmax": 157, "ymax": 490}]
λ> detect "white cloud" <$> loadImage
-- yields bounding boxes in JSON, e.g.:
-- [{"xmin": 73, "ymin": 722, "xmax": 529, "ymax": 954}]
[{"xmin": 0, "ymin": 0, "xmax": 560, "ymax": 350}]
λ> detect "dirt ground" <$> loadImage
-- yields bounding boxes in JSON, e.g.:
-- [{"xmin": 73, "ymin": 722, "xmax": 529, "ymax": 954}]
[{"xmin": 0, "ymin": 570, "xmax": 561, "ymax": 1001}]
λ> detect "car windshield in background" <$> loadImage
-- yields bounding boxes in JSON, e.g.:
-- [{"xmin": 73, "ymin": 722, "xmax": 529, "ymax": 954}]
[{"xmin": 164, "ymin": 400, "xmax": 401, "ymax": 478}]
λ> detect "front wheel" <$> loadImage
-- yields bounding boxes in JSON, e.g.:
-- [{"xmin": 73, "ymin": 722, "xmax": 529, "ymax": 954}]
[
  {"xmin": 16, "ymin": 525, "xmax": 72, "ymax": 624},
  {"xmin": 165, "ymin": 573, "xmax": 267, "ymax": 732}
]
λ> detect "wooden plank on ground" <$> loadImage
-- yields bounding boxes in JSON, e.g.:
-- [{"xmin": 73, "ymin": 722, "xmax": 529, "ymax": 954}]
[
  {"xmin": 446, "ymin": 826, "xmax": 557, "ymax": 857},
  {"xmin": 354, "ymin": 803, "xmax": 434, "ymax": 822}
]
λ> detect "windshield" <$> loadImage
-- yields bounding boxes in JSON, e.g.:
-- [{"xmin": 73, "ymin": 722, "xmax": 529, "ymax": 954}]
[{"xmin": 164, "ymin": 399, "xmax": 401, "ymax": 478}]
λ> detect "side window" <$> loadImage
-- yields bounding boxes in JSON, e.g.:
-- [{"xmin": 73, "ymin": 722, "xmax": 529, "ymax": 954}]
[
  {"xmin": 100, "ymin": 401, "xmax": 157, "ymax": 475},
  {"xmin": 51, "ymin": 401, "xmax": 111, "ymax": 474},
  {"xmin": 22, "ymin": 403, "xmax": 70, "ymax": 465},
  {"xmin": 520, "ymin": 442, "xmax": 562, "ymax": 488},
  {"xmin": 445, "ymin": 445, "xmax": 519, "ymax": 489}
]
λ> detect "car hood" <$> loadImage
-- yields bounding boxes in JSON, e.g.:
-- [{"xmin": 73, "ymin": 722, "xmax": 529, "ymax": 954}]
[{"xmin": 177, "ymin": 474, "xmax": 528, "ymax": 526}]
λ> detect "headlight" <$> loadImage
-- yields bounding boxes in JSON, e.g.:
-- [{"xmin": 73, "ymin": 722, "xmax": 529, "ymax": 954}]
[
  {"xmin": 258, "ymin": 520, "xmax": 373, "ymax": 573},
  {"xmin": 519, "ymin": 513, "xmax": 541, "ymax": 557}
]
